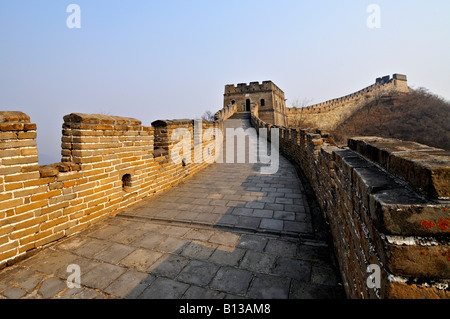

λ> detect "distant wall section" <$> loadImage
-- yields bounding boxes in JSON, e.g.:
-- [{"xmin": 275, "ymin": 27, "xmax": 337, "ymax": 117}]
[{"xmin": 286, "ymin": 74, "xmax": 410, "ymax": 130}]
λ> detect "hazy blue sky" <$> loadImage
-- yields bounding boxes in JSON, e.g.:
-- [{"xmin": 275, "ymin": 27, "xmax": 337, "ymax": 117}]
[{"xmin": 1, "ymin": 1, "xmax": 449, "ymax": 164}]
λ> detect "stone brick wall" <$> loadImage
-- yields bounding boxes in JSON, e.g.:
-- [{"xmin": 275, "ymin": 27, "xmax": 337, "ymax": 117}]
[
  {"xmin": 251, "ymin": 113, "xmax": 450, "ymax": 299},
  {"xmin": 0, "ymin": 111, "xmax": 218, "ymax": 268},
  {"xmin": 286, "ymin": 74, "xmax": 410, "ymax": 130}
]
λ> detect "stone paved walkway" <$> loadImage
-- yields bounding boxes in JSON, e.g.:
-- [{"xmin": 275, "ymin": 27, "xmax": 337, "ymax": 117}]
[{"xmin": 0, "ymin": 118, "xmax": 345, "ymax": 299}]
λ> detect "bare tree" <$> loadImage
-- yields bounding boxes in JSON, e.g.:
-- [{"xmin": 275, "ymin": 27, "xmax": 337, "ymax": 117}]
[
  {"xmin": 289, "ymin": 97, "xmax": 314, "ymax": 128},
  {"xmin": 201, "ymin": 110, "xmax": 215, "ymax": 122},
  {"xmin": 290, "ymin": 97, "xmax": 313, "ymax": 108}
]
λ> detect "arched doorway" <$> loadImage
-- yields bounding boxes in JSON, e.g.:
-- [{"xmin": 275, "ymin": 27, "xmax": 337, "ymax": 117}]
[{"xmin": 245, "ymin": 99, "xmax": 251, "ymax": 112}]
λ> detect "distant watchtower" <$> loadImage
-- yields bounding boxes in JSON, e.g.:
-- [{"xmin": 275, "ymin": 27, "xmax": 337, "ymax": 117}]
[{"xmin": 224, "ymin": 81, "xmax": 287, "ymax": 126}]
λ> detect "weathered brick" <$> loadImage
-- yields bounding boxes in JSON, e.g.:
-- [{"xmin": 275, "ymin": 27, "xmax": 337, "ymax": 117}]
[
  {"xmin": 2, "ymin": 156, "xmax": 38, "ymax": 165},
  {"xmin": 14, "ymin": 200, "xmax": 48, "ymax": 215},
  {"xmin": 30, "ymin": 190, "xmax": 62, "ymax": 202},
  {"xmin": 0, "ymin": 139, "xmax": 37, "ymax": 149},
  {"xmin": 0, "ymin": 193, "xmax": 13, "ymax": 202},
  {"xmin": 0, "ymin": 198, "xmax": 24, "ymax": 211},
  {"xmin": 0, "ymin": 149, "xmax": 21, "ymax": 157},
  {"xmin": 0, "ymin": 123, "xmax": 25, "ymax": 131},
  {"xmin": 4, "ymin": 172, "xmax": 40, "ymax": 183},
  {"xmin": 17, "ymin": 131, "xmax": 36, "ymax": 139},
  {"xmin": 0, "ymin": 166, "xmax": 22, "ymax": 175}
]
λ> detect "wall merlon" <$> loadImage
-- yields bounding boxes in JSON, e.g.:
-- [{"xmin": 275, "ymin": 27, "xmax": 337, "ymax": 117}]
[{"xmin": 348, "ymin": 137, "xmax": 450, "ymax": 199}]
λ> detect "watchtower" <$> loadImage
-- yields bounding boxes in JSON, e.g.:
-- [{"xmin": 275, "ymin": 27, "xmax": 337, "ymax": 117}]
[{"xmin": 223, "ymin": 81, "xmax": 287, "ymax": 126}]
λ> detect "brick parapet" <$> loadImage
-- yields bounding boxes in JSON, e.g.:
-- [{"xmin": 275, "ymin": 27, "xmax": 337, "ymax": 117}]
[
  {"xmin": 251, "ymin": 111, "xmax": 449, "ymax": 299},
  {"xmin": 0, "ymin": 111, "xmax": 220, "ymax": 268}
]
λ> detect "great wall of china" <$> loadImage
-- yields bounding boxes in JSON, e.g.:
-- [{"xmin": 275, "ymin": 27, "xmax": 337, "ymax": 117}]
[
  {"xmin": 0, "ymin": 74, "xmax": 448, "ymax": 299},
  {"xmin": 286, "ymin": 74, "xmax": 410, "ymax": 130}
]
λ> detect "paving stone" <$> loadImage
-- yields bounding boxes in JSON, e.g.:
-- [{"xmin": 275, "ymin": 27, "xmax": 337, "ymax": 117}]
[
  {"xmin": 94, "ymin": 243, "xmax": 135, "ymax": 264},
  {"xmin": 89, "ymin": 224, "xmax": 122, "ymax": 240},
  {"xmin": 181, "ymin": 242, "xmax": 216, "ymax": 260},
  {"xmin": 119, "ymin": 249, "xmax": 163, "ymax": 272},
  {"xmin": 156, "ymin": 237, "xmax": 188, "ymax": 254},
  {"xmin": 149, "ymin": 254, "xmax": 190, "ymax": 278},
  {"xmin": 284, "ymin": 204, "xmax": 306, "ymax": 213},
  {"xmin": 192, "ymin": 205, "xmax": 215, "ymax": 214},
  {"xmin": 236, "ymin": 234, "xmax": 267, "ymax": 251},
  {"xmin": 239, "ymin": 251, "xmax": 277, "ymax": 274},
  {"xmin": 54, "ymin": 256, "xmax": 101, "ymax": 279},
  {"xmin": 160, "ymin": 225, "xmax": 191, "ymax": 237},
  {"xmin": 177, "ymin": 260, "xmax": 220, "ymax": 286},
  {"xmin": 108, "ymin": 227, "xmax": 148, "ymax": 245},
  {"xmin": 236, "ymin": 216, "xmax": 261, "ymax": 230},
  {"xmin": 247, "ymin": 274, "xmax": 290, "ymax": 299},
  {"xmin": 225, "ymin": 200, "xmax": 246, "ymax": 207},
  {"xmin": 275, "ymin": 198, "xmax": 294, "ymax": 205},
  {"xmin": 212, "ymin": 206, "xmax": 231, "ymax": 214},
  {"xmin": 210, "ymin": 267, "xmax": 253, "ymax": 295},
  {"xmin": 4, "ymin": 268, "xmax": 39, "ymax": 287},
  {"xmin": 273, "ymin": 211, "xmax": 296, "ymax": 221},
  {"xmin": 17, "ymin": 274, "xmax": 44, "ymax": 291},
  {"xmin": 56, "ymin": 287, "xmax": 102, "ymax": 299},
  {"xmin": 244, "ymin": 202, "xmax": 265, "ymax": 209},
  {"xmin": 182, "ymin": 286, "xmax": 226, "ymax": 299},
  {"xmin": 215, "ymin": 214, "xmax": 238, "ymax": 226},
  {"xmin": 192, "ymin": 213, "xmax": 220, "ymax": 225},
  {"xmin": 139, "ymin": 277, "xmax": 189, "ymax": 299},
  {"xmin": 183, "ymin": 229, "xmax": 215, "ymax": 241},
  {"xmin": 284, "ymin": 221, "xmax": 311, "ymax": 233},
  {"xmin": 132, "ymin": 233, "xmax": 167, "ymax": 250},
  {"xmin": 104, "ymin": 269, "xmax": 154, "ymax": 298},
  {"xmin": 38, "ymin": 277, "xmax": 67, "ymax": 298},
  {"xmin": 231, "ymin": 207, "xmax": 254, "ymax": 216},
  {"xmin": 264, "ymin": 239, "xmax": 298, "ymax": 258},
  {"xmin": 81, "ymin": 263, "xmax": 127, "ymax": 290},
  {"xmin": 259, "ymin": 218, "xmax": 284, "ymax": 232},
  {"xmin": 56, "ymin": 236, "xmax": 91, "ymax": 251},
  {"xmin": 73, "ymin": 238, "xmax": 113, "ymax": 258},
  {"xmin": 2, "ymin": 287, "xmax": 27, "ymax": 299},
  {"xmin": 22, "ymin": 250, "xmax": 78, "ymax": 276},
  {"xmin": 209, "ymin": 231, "xmax": 240, "ymax": 247},
  {"xmin": 252, "ymin": 209, "xmax": 273, "ymax": 218},
  {"xmin": 175, "ymin": 211, "xmax": 199, "ymax": 222},
  {"xmin": 208, "ymin": 247, "xmax": 246, "ymax": 266},
  {"xmin": 273, "ymin": 257, "xmax": 311, "ymax": 281}
]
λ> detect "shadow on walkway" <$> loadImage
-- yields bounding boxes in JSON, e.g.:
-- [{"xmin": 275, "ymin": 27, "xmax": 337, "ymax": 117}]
[{"xmin": 0, "ymin": 119, "xmax": 345, "ymax": 299}]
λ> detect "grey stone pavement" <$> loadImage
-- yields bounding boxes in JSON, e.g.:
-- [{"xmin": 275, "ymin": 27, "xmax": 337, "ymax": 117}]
[{"xmin": 0, "ymin": 117, "xmax": 345, "ymax": 299}]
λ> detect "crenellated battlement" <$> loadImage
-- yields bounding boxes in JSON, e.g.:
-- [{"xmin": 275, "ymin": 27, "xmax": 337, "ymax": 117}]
[
  {"xmin": 285, "ymin": 74, "xmax": 409, "ymax": 130},
  {"xmin": 224, "ymin": 80, "xmax": 285, "ymax": 98},
  {"xmin": 286, "ymin": 74, "xmax": 408, "ymax": 116}
]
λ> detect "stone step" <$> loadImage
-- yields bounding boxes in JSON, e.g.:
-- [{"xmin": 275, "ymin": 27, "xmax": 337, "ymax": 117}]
[
  {"xmin": 228, "ymin": 112, "xmax": 251, "ymax": 120},
  {"xmin": 116, "ymin": 213, "xmax": 315, "ymax": 240}
]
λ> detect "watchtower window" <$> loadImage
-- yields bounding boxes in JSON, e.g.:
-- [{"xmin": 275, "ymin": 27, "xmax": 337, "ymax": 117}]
[
  {"xmin": 122, "ymin": 174, "xmax": 132, "ymax": 189},
  {"xmin": 260, "ymin": 99, "xmax": 265, "ymax": 107},
  {"xmin": 231, "ymin": 100, "xmax": 235, "ymax": 105}
]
